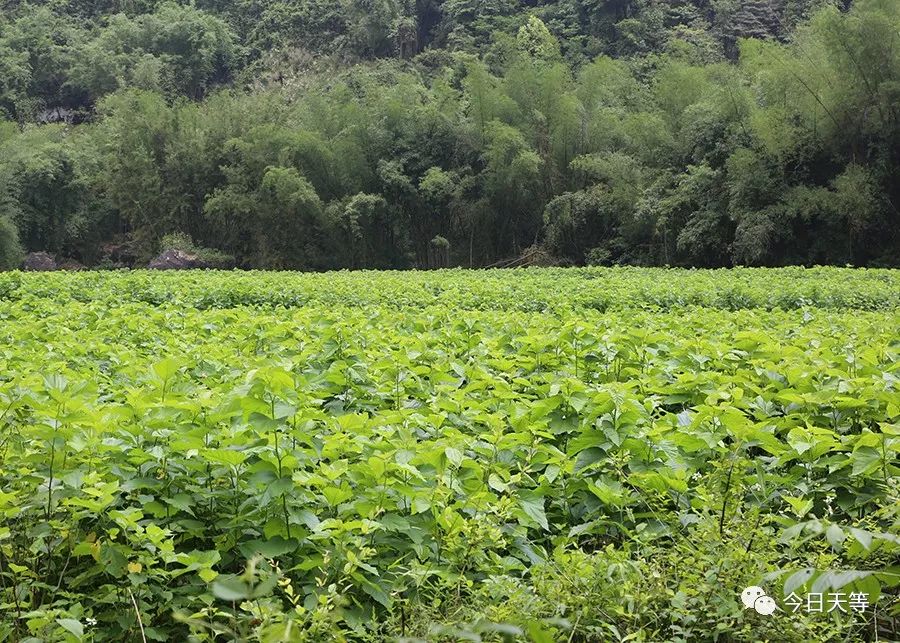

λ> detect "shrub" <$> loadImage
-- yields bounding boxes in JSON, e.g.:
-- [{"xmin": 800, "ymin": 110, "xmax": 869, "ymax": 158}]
[
  {"xmin": 0, "ymin": 215, "xmax": 24, "ymax": 270},
  {"xmin": 158, "ymin": 231, "xmax": 235, "ymax": 268}
]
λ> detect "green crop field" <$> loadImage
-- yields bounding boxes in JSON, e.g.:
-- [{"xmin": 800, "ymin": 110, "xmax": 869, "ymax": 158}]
[{"xmin": 0, "ymin": 267, "xmax": 898, "ymax": 642}]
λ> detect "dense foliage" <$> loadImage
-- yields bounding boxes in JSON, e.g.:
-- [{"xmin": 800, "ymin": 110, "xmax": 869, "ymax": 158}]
[
  {"xmin": 0, "ymin": 268, "xmax": 898, "ymax": 640},
  {"xmin": 1, "ymin": 265, "xmax": 899, "ymax": 311},
  {"xmin": 0, "ymin": 0, "xmax": 898, "ymax": 269}
]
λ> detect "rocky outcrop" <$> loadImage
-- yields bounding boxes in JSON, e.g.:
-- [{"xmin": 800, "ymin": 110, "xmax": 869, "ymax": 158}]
[
  {"xmin": 22, "ymin": 252, "xmax": 57, "ymax": 271},
  {"xmin": 147, "ymin": 249, "xmax": 208, "ymax": 270},
  {"xmin": 99, "ymin": 236, "xmax": 140, "ymax": 268},
  {"xmin": 57, "ymin": 258, "xmax": 86, "ymax": 271}
]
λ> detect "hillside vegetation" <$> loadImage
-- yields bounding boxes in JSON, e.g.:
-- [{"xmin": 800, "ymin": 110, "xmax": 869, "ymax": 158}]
[{"xmin": 0, "ymin": 0, "xmax": 898, "ymax": 269}]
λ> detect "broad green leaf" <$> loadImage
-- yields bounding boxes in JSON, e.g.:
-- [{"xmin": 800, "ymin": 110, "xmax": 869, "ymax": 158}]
[
  {"xmin": 56, "ymin": 618, "xmax": 83, "ymax": 638},
  {"xmin": 518, "ymin": 492, "xmax": 549, "ymax": 530},
  {"xmin": 444, "ymin": 446, "xmax": 464, "ymax": 468},
  {"xmin": 212, "ymin": 576, "xmax": 251, "ymax": 601}
]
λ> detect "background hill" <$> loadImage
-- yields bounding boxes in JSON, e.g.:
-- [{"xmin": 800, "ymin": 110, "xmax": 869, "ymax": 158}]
[{"xmin": 0, "ymin": 0, "xmax": 897, "ymax": 269}]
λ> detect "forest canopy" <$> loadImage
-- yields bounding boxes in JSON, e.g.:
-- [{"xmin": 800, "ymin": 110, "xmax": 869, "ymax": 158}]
[{"xmin": 0, "ymin": 0, "xmax": 897, "ymax": 269}]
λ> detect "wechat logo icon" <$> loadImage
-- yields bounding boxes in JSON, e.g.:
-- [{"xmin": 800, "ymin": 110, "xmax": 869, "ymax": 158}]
[{"xmin": 742, "ymin": 586, "xmax": 777, "ymax": 615}]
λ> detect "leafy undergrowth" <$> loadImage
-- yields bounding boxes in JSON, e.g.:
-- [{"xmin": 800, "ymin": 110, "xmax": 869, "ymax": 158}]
[{"xmin": 0, "ymin": 270, "xmax": 897, "ymax": 641}]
